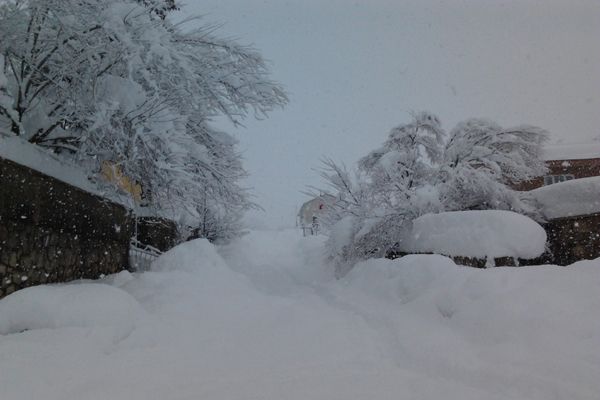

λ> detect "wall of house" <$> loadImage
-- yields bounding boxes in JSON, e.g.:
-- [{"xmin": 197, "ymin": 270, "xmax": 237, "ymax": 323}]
[
  {"xmin": 298, "ymin": 195, "xmax": 336, "ymax": 226},
  {"xmin": 547, "ymin": 158, "xmax": 600, "ymax": 179},
  {"xmin": 517, "ymin": 158, "xmax": 600, "ymax": 191},
  {"xmin": 0, "ymin": 157, "xmax": 178, "ymax": 298}
]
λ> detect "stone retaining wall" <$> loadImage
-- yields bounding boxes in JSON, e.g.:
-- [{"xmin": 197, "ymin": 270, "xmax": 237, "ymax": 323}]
[
  {"xmin": 387, "ymin": 214, "xmax": 600, "ymax": 267},
  {"xmin": 0, "ymin": 156, "xmax": 178, "ymax": 298},
  {"xmin": 544, "ymin": 213, "xmax": 600, "ymax": 266}
]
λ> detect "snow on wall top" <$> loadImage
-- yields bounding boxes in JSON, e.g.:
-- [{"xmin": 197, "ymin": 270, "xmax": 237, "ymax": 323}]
[
  {"xmin": 529, "ymin": 176, "xmax": 600, "ymax": 219},
  {"xmin": 400, "ymin": 210, "xmax": 547, "ymax": 260},
  {"xmin": 0, "ymin": 134, "xmax": 133, "ymax": 208},
  {"xmin": 543, "ymin": 142, "xmax": 600, "ymax": 161}
]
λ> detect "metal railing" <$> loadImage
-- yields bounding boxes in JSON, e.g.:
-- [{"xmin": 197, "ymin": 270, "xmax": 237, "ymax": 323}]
[
  {"xmin": 300, "ymin": 223, "xmax": 320, "ymax": 236},
  {"xmin": 129, "ymin": 238, "xmax": 162, "ymax": 271}
]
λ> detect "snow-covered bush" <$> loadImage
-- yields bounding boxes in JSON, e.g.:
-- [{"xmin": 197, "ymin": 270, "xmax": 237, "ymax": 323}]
[
  {"xmin": 0, "ymin": 0, "xmax": 286, "ymax": 241},
  {"xmin": 439, "ymin": 118, "xmax": 547, "ymax": 217},
  {"xmin": 320, "ymin": 112, "xmax": 548, "ymax": 275}
]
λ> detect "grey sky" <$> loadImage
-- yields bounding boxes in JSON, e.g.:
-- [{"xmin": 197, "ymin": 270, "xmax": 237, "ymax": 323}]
[{"xmin": 176, "ymin": 0, "xmax": 600, "ymax": 228}]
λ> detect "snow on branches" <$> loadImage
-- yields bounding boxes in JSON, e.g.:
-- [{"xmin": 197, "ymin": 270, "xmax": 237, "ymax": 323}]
[
  {"xmin": 440, "ymin": 119, "xmax": 548, "ymax": 214},
  {"xmin": 320, "ymin": 112, "xmax": 548, "ymax": 274},
  {"xmin": 0, "ymin": 0, "xmax": 287, "ymax": 241}
]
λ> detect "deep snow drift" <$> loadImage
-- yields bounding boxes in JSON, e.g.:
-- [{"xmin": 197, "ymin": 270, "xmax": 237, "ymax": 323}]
[{"xmin": 0, "ymin": 229, "xmax": 599, "ymax": 400}]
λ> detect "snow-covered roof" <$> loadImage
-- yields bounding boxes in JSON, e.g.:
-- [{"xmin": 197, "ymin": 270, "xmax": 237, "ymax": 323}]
[
  {"xmin": 298, "ymin": 194, "xmax": 336, "ymax": 218},
  {"xmin": 528, "ymin": 176, "xmax": 600, "ymax": 219},
  {"xmin": 400, "ymin": 210, "xmax": 547, "ymax": 260},
  {"xmin": 542, "ymin": 142, "xmax": 600, "ymax": 161}
]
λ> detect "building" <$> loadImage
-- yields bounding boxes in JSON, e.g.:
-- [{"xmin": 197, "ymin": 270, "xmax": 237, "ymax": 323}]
[
  {"xmin": 518, "ymin": 142, "xmax": 600, "ymax": 265},
  {"xmin": 297, "ymin": 194, "xmax": 337, "ymax": 235},
  {"xmin": 517, "ymin": 142, "xmax": 600, "ymax": 191}
]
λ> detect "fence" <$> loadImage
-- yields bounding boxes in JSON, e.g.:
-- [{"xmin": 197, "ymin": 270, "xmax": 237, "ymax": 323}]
[{"xmin": 129, "ymin": 238, "xmax": 162, "ymax": 271}]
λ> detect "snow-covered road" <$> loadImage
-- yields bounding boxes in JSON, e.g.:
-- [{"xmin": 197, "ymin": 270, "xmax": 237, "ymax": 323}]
[{"xmin": 1, "ymin": 229, "xmax": 599, "ymax": 400}]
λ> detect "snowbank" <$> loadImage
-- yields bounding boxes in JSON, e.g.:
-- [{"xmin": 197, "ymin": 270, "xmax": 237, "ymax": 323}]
[
  {"xmin": 345, "ymin": 254, "xmax": 458, "ymax": 305},
  {"xmin": 0, "ymin": 135, "xmax": 135, "ymax": 208},
  {"xmin": 0, "ymin": 283, "xmax": 143, "ymax": 335},
  {"xmin": 0, "ymin": 135, "xmax": 98, "ymax": 192},
  {"xmin": 151, "ymin": 238, "xmax": 229, "ymax": 273},
  {"xmin": 343, "ymin": 255, "xmax": 600, "ymax": 364},
  {"xmin": 529, "ymin": 176, "xmax": 600, "ymax": 219},
  {"xmin": 401, "ymin": 210, "xmax": 546, "ymax": 259},
  {"xmin": 1, "ymin": 230, "xmax": 599, "ymax": 400}
]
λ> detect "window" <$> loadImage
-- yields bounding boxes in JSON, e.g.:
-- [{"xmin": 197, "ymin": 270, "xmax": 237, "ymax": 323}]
[{"xmin": 544, "ymin": 175, "xmax": 575, "ymax": 185}]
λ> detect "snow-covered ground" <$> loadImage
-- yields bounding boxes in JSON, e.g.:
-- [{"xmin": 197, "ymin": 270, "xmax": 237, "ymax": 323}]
[{"xmin": 1, "ymin": 229, "xmax": 599, "ymax": 400}]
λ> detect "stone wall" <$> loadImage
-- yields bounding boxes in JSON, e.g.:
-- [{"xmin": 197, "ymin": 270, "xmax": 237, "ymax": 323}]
[
  {"xmin": 135, "ymin": 216, "xmax": 178, "ymax": 252},
  {"xmin": 543, "ymin": 213, "xmax": 600, "ymax": 266},
  {"xmin": 387, "ymin": 252, "xmax": 534, "ymax": 268},
  {"xmin": 386, "ymin": 213, "xmax": 600, "ymax": 268},
  {"xmin": 0, "ymin": 157, "xmax": 178, "ymax": 298}
]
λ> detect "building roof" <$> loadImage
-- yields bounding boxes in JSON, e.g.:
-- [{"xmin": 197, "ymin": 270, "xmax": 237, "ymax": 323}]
[
  {"xmin": 543, "ymin": 142, "xmax": 600, "ymax": 161},
  {"xmin": 297, "ymin": 194, "xmax": 336, "ymax": 224}
]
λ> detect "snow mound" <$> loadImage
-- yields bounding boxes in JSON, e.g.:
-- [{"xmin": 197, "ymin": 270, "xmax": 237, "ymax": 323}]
[
  {"xmin": 0, "ymin": 283, "xmax": 143, "ymax": 335},
  {"xmin": 151, "ymin": 238, "xmax": 228, "ymax": 273},
  {"xmin": 343, "ymin": 253, "xmax": 600, "ymax": 348},
  {"xmin": 529, "ymin": 176, "xmax": 600, "ymax": 219},
  {"xmin": 401, "ymin": 210, "xmax": 546, "ymax": 259},
  {"xmin": 346, "ymin": 254, "xmax": 457, "ymax": 304}
]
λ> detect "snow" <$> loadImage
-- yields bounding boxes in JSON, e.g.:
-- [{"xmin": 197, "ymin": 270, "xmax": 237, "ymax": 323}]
[
  {"xmin": 0, "ymin": 55, "xmax": 6, "ymax": 88},
  {"xmin": 151, "ymin": 238, "xmax": 228, "ymax": 273},
  {"xmin": 0, "ymin": 135, "xmax": 99, "ymax": 193},
  {"xmin": 1, "ymin": 229, "xmax": 599, "ymax": 400},
  {"xmin": 543, "ymin": 142, "xmax": 600, "ymax": 161},
  {"xmin": 529, "ymin": 176, "xmax": 600, "ymax": 219},
  {"xmin": 0, "ymin": 134, "xmax": 135, "ymax": 208},
  {"xmin": 401, "ymin": 210, "xmax": 547, "ymax": 260},
  {"xmin": 0, "ymin": 283, "xmax": 144, "ymax": 336},
  {"xmin": 328, "ymin": 215, "xmax": 357, "ymax": 254}
]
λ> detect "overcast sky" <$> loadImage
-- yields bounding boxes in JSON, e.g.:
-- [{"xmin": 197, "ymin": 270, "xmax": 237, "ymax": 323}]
[{"xmin": 175, "ymin": 0, "xmax": 600, "ymax": 228}]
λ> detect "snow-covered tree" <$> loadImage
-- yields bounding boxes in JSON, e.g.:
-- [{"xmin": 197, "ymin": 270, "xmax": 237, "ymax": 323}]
[
  {"xmin": 0, "ymin": 0, "xmax": 287, "ymax": 241},
  {"xmin": 320, "ymin": 112, "xmax": 548, "ymax": 274},
  {"xmin": 0, "ymin": 0, "xmax": 121, "ymax": 144},
  {"xmin": 136, "ymin": 0, "xmax": 178, "ymax": 19},
  {"xmin": 357, "ymin": 111, "xmax": 446, "ymax": 219},
  {"xmin": 439, "ymin": 119, "xmax": 548, "ymax": 215}
]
